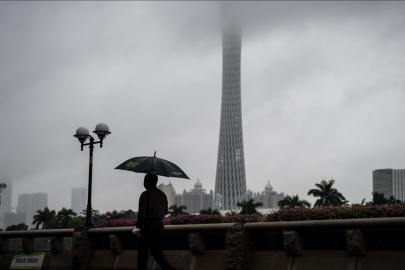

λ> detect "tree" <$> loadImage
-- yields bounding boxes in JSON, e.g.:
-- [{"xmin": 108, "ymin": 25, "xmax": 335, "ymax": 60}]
[
  {"xmin": 32, "ymin": 207, "xmax": 56, "ymax": 229},
  {"xmin": 79, "ymin": 208, "xmax": 107, "ymax": 226},
  {"xmin": 237, "ymin": 199, "xmax": 263, "ymax": 215},
  {"xmin": 106, "ymin": 210, "xmax": 126, "ymax": 221},
  {"xmin": 370, "ymin": 192, "xmax": 402, "ymax": 206},
  {"xmin": 307, "ymin": 179, "xmax": 346, "ymax": 207},
  {"xmin": 278, "ymin": 195, "xmax": 311, "ymax": 209},
  {"xmin": 5, "ymin": 223, "xmax": 28, "ymax": 231},
  {"xmin": 70, "ymin": 216, "xmax": 85, "ymax": 228},
  {"xmin": 371, "ymin": 192, "xmax": 387, "ymax": 205},
  {"xmin": 123, "ymin": 209, "xmax": 138, "ymax": 219},
  {"xmin": 57, "ymin": 208, "xmax": 77, "ymax": 228},
  {"xmin": 225, "ymin": 210, "xmax": 239, "ymax": 216},
  {"xmin": 80, "ymin": 208, "xmax": 100, "ymax": 216},
  {"xmin": 199, "ymin": 207, "xmax": 221, "ymax": 215},
  {"xmin": 168, "ymin": 205, "xmax": 189, "ymax": 217}
]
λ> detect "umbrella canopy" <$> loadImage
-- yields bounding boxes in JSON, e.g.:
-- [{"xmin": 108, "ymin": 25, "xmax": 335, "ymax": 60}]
[{"xmin": 115, "ymin": 151, "xmax": 190, "ymax": 180}]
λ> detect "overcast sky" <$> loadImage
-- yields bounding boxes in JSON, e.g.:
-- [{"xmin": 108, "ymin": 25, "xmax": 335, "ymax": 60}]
[{"xmin": 1, "ymin": 2, "xmax": 404, "ymax": 213}]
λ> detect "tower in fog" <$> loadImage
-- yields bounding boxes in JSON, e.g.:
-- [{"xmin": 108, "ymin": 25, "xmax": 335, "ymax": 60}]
[{"xmin": 214, "ymin": 4, "xmax": 247, "ymax": 210}]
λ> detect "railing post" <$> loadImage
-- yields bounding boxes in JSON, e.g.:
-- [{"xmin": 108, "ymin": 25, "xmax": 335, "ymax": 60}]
[
  {"xmin": 50, "ymin": 236, "xmax": 64, "ymax": 254},
  {"xmin": 346, "ymin": 229, "xmax": 367, "ymax": 255},
  {"xmin": 71, "ymin": 227, "xmax": 93, "ymax": 270},
  {"xmin": 22, "ymin": 237, "xmax": 34, "ymax": 254},
  {"xmin": 225, "ymin": 223, "xmax": 253, "ymax": 270},
  {"xmin": 283, "ymin": 230, "xmax": 302, "ymax": 255},
  {"xmin": 109, "ymin": 234, "xmax": 122, "ymax": 254},
  {"xmin": 188, "ymin": 232, "xmax": 205, "ymax": 255},
  {"xmin": 0, "ymin": 238, "xmax": 8, "ymax": 254}
]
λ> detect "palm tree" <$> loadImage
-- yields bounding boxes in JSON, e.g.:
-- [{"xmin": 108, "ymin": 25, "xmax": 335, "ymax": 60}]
[
  {"xmin": 199, "ymin": 207, "xmax": 221, "ymax": 215},
  {"xmin": 278, "ymin": 195, "xmax": 311, "ymax": 209},
  {"xmin": 57, "ymin": 208, "xmax": 77, "ymax": 228},
  {"xmin": 237, "ymin": 199, "xmax": 263, "ymax": 215},
  {"xmin": 32, "ymin": 207, "xmax": 56, "ymax": 229},
  {"xmin": 307, "ymin": 179, "xmax": 346, "ymax": 207},
  {"xmin": 168, "ymin": 205, "xmax": 189, "ymax": 217},
  {"xmin": 225, "ymin": 210, "xmax": 239, "ymax": 216}
]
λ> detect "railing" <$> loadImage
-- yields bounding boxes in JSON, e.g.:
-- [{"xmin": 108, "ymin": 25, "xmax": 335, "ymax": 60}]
[{"xmin": 0, "ymin": 218, "xmax": 405, "ymax": 269}]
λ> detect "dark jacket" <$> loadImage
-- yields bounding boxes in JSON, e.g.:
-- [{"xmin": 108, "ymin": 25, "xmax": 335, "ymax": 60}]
[{"xmin": 136, "ymin": 187, "xmax": 168, "ymax": 228}]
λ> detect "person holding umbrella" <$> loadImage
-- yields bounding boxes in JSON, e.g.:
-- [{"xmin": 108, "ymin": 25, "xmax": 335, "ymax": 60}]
[
  {"xmin": 115, "ymin": 152, "xmax": 189, "ymax": 270},
  {"xmin": 135, "ymin": 174, "xmax": 175, "ymax": 270}
]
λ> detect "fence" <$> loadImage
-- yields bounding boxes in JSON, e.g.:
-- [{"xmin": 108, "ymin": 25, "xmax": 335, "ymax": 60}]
[{"xmin": 1, "ymin": 217, "xmax": 405, "ymax": 269}]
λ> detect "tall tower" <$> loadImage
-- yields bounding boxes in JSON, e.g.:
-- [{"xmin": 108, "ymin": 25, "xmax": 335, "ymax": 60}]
[{"xmin": 214, "ymin": 5, "xmax": 247, "ymax": 210}]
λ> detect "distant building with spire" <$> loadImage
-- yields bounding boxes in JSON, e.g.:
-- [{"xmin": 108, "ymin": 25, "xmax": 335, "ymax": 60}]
[
  {"xmin": 160, "ymin": 179, "xmax": 214, "ymax": 214},
  {"xmin": 247, "ymin": 181, "xmax": 285, "ymax": 209}
]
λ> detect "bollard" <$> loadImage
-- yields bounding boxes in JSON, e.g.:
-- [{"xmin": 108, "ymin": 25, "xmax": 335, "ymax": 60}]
[
  {"xmin": 71, "ymin": 227, "xmax": 93, "ymax": 270},
  {"xmin": 225, "ymin": 223, "xmax": 253, "ymax": 270}
]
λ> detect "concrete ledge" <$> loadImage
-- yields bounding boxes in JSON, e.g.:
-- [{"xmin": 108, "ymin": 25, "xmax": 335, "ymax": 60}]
[
  {"xmin": 291, "ymin": 251, "xmax": 357, "ymax": 270},
  {"xmin": 0, "ymin": 229, "xmax": 73, "ymax": 238},
  {"xmin": 251, "ymin": 251, "xmax": 292, "ymax": 270},
  {"xmin": 195, "ymin": 250, "xmax": 225, "ymax": 270},
  {"xmin": 357, "ymin": 251, "xmax": 405, "ymax": 270},
  {"xmin": 52, "ymin": 250, "xmax": 72, "ymax": 270},
  {"xmin": 244, "ymin": 217, "xmax": 405, "ymax": 231},
  {"xmin": 113, "ymin": 250, "xmax": 154, "ymax": 270},
  {"xmin": 88, "ymin": 224, "xmax": 236, "ymax": 235},
  {"xmin": 89, "ymin": 250, "xmax": 116, "ymax": 270},
  {"xmin": 152, "ymin": 250, "xmax": 196, "ymax": 270}
]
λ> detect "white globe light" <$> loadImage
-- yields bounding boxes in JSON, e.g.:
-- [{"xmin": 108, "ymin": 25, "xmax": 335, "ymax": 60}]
[
  {"xmin": 75, "ymin": 127, "xmax": 89, "ymax": 140},
  {"xmin": 93, "ymin": 123, "xmax": 111, "ymax": 140},
  {"xmin": 95, "ymin": 123, "xmax": 109, "ymax": 133}
]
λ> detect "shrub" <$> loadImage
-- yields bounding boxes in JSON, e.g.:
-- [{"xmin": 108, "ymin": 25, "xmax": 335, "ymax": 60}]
[
  {"xmin": 265, "ymin": 204, "xmax": 405, "ymax": 222},
  {"xmin": 98, "ymin": 205, "xmax": 405, "ymax": 228},
  {"xmin": 98, "ymin": 218, "xmax": 137, "ymax": 228}
]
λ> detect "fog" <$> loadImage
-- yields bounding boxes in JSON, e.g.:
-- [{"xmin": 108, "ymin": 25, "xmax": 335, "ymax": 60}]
[{"xmin": 1, "ymin": 2, "xmax": 404, "ymax": 213}]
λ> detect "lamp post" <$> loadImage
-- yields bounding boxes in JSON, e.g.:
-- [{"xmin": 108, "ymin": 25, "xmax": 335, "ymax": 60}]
[{"xmin": 74, "ymin": 123, "xmax": 111, "ymax": 227}]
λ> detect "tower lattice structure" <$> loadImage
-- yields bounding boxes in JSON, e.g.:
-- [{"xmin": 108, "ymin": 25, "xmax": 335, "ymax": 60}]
[{"xmin": 214, "ymin": 21, "xmax": 247, "ymax": 210}]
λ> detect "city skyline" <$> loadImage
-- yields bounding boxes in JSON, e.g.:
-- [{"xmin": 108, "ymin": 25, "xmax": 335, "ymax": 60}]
[{"xmin": 1, "ymin": 2, "xmax": 405, "ymax": 212}]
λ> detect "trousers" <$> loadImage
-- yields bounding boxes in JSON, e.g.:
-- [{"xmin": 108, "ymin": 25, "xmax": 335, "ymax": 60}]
[{"xmin": 137, "ymin": 219, "xmax": 172, "ymax": 270}]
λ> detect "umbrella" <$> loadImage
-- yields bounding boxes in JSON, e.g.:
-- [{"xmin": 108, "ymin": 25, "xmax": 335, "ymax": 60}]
[{"xmin": 115, "ymin": 151, "xmax": 190, "ymax": 180}]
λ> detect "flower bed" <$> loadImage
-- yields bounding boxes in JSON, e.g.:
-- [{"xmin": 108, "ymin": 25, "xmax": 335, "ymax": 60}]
[
  {"xmin": 265, "ymin": 204, "xmax": 405, "ymax": 222},
  {"xmin": 98, "ymin": 205, "xmax": 405, "ymax": 228}
]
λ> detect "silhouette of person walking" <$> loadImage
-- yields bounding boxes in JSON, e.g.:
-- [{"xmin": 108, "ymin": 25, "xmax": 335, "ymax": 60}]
[{"xmin": 136, "ymin": 174, "xmax": 175, "ymax": 270}]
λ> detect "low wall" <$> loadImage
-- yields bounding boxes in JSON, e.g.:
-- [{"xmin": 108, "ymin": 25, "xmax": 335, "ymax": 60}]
[{"xmin": 0, "ymin": 217, "xmax": 405, "ymax": 269}]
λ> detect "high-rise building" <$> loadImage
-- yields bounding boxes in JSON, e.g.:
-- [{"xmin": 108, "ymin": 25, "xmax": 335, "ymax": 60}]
[
  {"xmin": 214, "ymin": 6, "xmax": 247, "ymax": 210},
  {"xmin": 17, "ymin": 192, "xmax": 47, "ymax": 227},
  {"xmin": 247, "ymin": 182, "xmax": 285, "ymax": 209},
  {"xmin": 71, "ymin": 187, "xmax": 87, "ymax": 214},
  {"xmin": 373, "ymin": 169, "xmax": 405, "ymax": 201},
  {"xmin": 17, "ymin": 193, "xmax": 33, "ymax": 226},
  {"xmin": 32, "ymin": 192, "xmax": 47, "ymax": 214},
  {"xmin": 0, "ymin": 178, "xmax": 12, "ymax": 225},
  {"xmin": 157, "ymin": 182, "xmax": 176, "ymax": 207}
]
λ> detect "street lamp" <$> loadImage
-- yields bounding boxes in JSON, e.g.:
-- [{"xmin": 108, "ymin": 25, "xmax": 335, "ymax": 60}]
[{"xmin": 74, "ymin": 123, "xmax": 111, "ymax": 227}]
